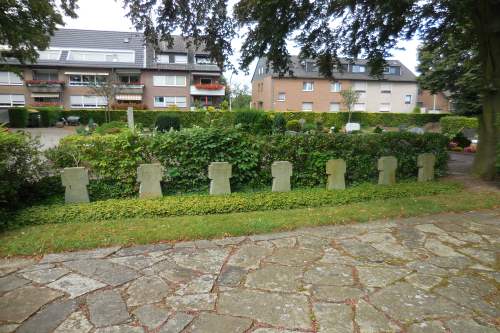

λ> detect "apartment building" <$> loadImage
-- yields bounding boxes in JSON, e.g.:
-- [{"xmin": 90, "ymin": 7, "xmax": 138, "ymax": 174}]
[
  {"xmin": 417, "ymin": 89, "xmax": 452, "ymax": 113},
  {"xmin": 251, "ymin": 57, "xmax": 419, "ymax": 113},
  {"xmin": 0, "ymin": 29, "xmax": 224, "ymax": 114}
]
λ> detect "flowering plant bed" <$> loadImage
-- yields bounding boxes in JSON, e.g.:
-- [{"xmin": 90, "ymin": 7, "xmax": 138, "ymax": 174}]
[
  {"xmin": 25, "ymin": 80, "xmax": 65, "ymax": 85},
  {"xmin": 194, "ymin": 83, "xmax": 224, "ymax": 90}
]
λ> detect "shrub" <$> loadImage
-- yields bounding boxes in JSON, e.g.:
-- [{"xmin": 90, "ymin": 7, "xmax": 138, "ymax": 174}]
[
  {"xmin": 412, "ymin": 106, "xmax": 421, "ymax": 114},
  {"xmin": 37, "ymin": 107, "xmax": 61, "ymax": 127},
  {"xmin": 111, "ymin": 103, "xmax": 148, "ymax": 110},
  {"xmin": 94, "ymin": 121, "xmax": 127, "ymax": 135},
  {"xmin": 302, "ymin": 122, "xmax": 317, "ymax": 132},
  {"xmin": 451, "ymin": 132, "xmax": 472, "ymax": 148},
  {"xmin": 234, "ymin": 110, "xmax": 272, "ymax": 134},
  {"xmin": 373, "ymin": 126, "xmax": 384, "ymax": 133},
  {"xmin": 273, "ymin": 113, "xmax": 287, "ymax": 133},
  {"xmin": 11, "ymin": 181, "xmax": 461, "ymax": 228},
  {"xmin": 440, "ymin": 116, "xmax": 478, "ymax": 139},
  {"xmin": 8, "ymin": 107, "xmax": 29, "ymax": 128},
  {"xmin": 155, "ymin": 114, "xmax": 181, "ymax": 132},
  {"xmin": 286, "ymin": 119, "xmax": 301, "ymax": 132}
]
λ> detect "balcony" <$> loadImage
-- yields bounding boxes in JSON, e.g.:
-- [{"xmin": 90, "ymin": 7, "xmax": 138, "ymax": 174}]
[
  {"xmin": 116, "ymin": 83, "xmax": 144, "ymax": 94},
  {"xmin": 25, "ymin": 80, "xmax": 64, "ymax": 93},
  {"xmin": 190, "ymin": 83, "xmax": 225, "ymax": 96}
]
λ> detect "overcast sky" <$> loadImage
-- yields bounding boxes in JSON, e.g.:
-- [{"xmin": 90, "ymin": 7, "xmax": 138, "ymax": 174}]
[{"xmin": 63, "ymin": 0, "xmax": 420, "ymax": 90}]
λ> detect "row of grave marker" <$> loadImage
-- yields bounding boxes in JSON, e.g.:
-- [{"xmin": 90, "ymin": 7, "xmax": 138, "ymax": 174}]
[{"xmin": 61, "ymin": 153, "xmax": 436, "ymax": 203}]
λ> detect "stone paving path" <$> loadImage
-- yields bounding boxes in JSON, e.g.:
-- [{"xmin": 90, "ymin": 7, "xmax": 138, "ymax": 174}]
[{"xmin": 0, "ymin": 210, "xmax": 499, "ymax": 333}]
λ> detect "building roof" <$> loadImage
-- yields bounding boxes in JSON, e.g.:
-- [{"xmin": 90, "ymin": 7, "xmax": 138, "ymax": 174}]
[{"xmin": 252, "ymin": 56, "xmax": 417, "ymax": 83}]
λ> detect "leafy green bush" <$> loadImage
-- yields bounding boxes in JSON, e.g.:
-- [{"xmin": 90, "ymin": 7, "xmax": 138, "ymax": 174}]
[
  {"xmin": 37, "ymin": 107, "xmax": 61, "ymax": 127},
  {"xmin": 155, "ymin": 114, "xmax": 181, "ymax": 132},
  {"xmin": 273, "ymin": 113, "xmax": 287, "ymax": 133},
  {"xmin": 451, "ymin": 132, "xmax": 472, "ymax": 148},
  {"xmin": 8, "ymin": 107, "xmax": 29, "ymax": 128},
  {"xmin": 0, "ymin": 128, "xmax": 47, "ymax": 215},
  {"xmin": 234, "ymin": 110, "xmax": 272, "ymax": 134},
  {"xmin": 286, "ymin": 120, "xmax": 301, "ymax": 131},
  {"xmin": 94, "ymin": 121, "xmax": 127, "ymax": 135},
  {"xmin": 11, "ymin": 181, "xmax": 461, "ymax": 228},
  {"xmin": 373, "ymin": 126, "xmax": 384, "ymax": 133},
  {"xmin": 440, "ymin": 116, "xmax": 478, "ymax": 139}
]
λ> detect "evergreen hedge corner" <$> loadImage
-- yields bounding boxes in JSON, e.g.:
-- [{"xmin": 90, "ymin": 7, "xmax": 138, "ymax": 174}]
[{"xmin": 7, "ymin": 107, "xmax": 29, "ymax": 128}]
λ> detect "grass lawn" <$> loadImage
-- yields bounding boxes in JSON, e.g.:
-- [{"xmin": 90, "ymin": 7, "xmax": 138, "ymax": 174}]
[{"xmin": 1, "ymin": 189, "xmax": 499, "ymax": 256}]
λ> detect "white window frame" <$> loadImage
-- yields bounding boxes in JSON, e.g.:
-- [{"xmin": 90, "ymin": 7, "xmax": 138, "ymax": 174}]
[
  {"xmin": 277, "ymin": 92, "xmax": 286, "ymax": 102},
  {"xmin": 353, "ymin": 81, "xmax": 367, "ymax": 92},
  {"xmin": 0, "ymin": 71, "xmax": 23, "ymax": 85},
  {"xmin": 353, "ymin": 103, "xmax": 366, "ymax": 111},
  {"xmin": 352, "ymin": 65, "xmax": 366, "ymax": 73},
  {"xmin": 69, "ymin": 95, "xmax": 107, "ymax": 108},
  {"xmin": 154, "ymin": 96, "xmax": 187, "ymax": 108},
  {"xmin": 380, "ymin": 83, "xmax": 392, "ymax": 93},
  {"xmin": 174, "ymin": 54, "xmax": 188, "ymax": 64},
  {"xmin": 330, "ymin": 82, "xmax": 341, "ymax": 92},
  {"xmin": 153, "ymin": 75, "xmax": 187, "ymax": 87},
  {"xmin": 329, "ymin": 102, "xmax": 340, "ymax": 112},
  {"xmin": 379, "ymin": 103, "xmax": 391, "ymax": 112},
  {"xmin": 0, "ymin": 94, "xmax": 25, "ymax": 107},
  {"xmin": 67, "ymin": 49, "xmax": 135, "ymax": 63},
  {"xmin": 37, "ymin": 49, "xmax": 62, "ymax": 61},
  {"xmin": 68, "ymin": 74, "xmax": 107, "ymax": 86},
  {"xmin": 404, "ymin": 94, "xmax": 413, "ymax": 104},
  {"xmin": 195, "ymin": 56, "xmax": 215, "ymax": 65},
  {"xmin": 302, "ymin": 102, "xmax": 313, "ymax": 111},
  {"xmin": 303, "ymin": 81, "xmax": 314, "ymax": 92}
]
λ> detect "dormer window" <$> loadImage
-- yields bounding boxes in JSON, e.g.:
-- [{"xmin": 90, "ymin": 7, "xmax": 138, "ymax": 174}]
[
  {"xmin": 67, "ymin": 50, "xmax": 134, "ymax": 63},
  {"xmin": 157, "ymin": 53, "xmax": 188, "ymax": 64},
  {"xmin": 383, "ymin": 66, "xmax": 400, "ymax": 75},
  {"xmin": 352, "ymin": 65, "xmax": 366, "ymax": 73},
  {"xmin": 305, "ymin": 61, "xmax": 317, "ymax": 72},
  {"xmin": 37, "ymin": 50, "xmax": 61, "ymax": 61},
  {"xmin": 196, "ymin": 56, "xmax": 215, "ymax": 65}
]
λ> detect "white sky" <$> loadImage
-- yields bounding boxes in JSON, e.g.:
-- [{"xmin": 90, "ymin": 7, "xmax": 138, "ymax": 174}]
[{"xmin": 63, "ymin": 0, "xmax": 420, "ymax": 90}]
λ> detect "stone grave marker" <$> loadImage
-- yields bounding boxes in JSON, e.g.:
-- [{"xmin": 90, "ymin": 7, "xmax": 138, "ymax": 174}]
[
  {"xmin": 137, "ymin": 163, "xmax": 164, "ymax": 199},
  {"xmin": 345, "ymin": 122, "xmax": 361, "ymax": 133},
  {"xmin": 61, "ymin": 167, "xmax": 90, "ymax": 203},
  {"xmin": 272, "ymin": 161, "xmax": 293, "ymax": 192},
  {"xmin": 208, "ymin": 162, "xmax": 232, "ymax": 195},
  {"xmin": 326, "ymin": 159, "xmax": 346, "ymax": 190},
  {"xmin": 378, "ymin": 156, "xmax": 397, "ymax": 185},
  {"xmin": 417, "ymin": 153, "xmax": 436, "ymax": 182}
]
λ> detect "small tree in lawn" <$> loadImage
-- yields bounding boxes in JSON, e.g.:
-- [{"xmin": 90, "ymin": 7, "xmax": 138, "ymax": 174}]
[
  {"xmin": 88, "ymin": 73, "xmax": 118, "ymax": 123},
  {"xmin": 340, "ymin": 88, "xmax": 359, "ymax": 124}
]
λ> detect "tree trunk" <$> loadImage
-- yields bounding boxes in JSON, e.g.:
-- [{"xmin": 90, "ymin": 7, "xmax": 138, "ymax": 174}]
[{"xmin": 472, "ymin": 0, "xmax": 500, "ymax": 180}]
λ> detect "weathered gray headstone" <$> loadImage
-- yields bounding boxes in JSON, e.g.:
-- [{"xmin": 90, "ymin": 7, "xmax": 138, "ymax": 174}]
[
  {"xmin": 137, "ymin": 163, "xmax": 164, "ymax": 199},
  {"xmin": 326, "ymin": 159, "xmax": 346, "ymax": 190},
  {"xmin": 208, "ymin": 162, "xmax": 232, "ymax": 195},
  {"xmin": 61, "ymin": 167, "xmax": 89, "ymax": 203},
  {"xmin": 417, "ymin": 153, "xmax": 436, "ymax": 182},
  {"xmin": 127, "ymin": 106, "xmax": 135, "ymax": 131},
  {"xmin": 378, "ymin": 156, "xmax": 397, "ymax": 185},
  {"xmin": 271, "ymin": 161, "xmax": 292, "ymax": 192}
]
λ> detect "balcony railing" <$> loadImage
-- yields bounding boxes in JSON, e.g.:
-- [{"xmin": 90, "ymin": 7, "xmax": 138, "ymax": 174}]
[
  {"xmin": 116, "ymin": 83, "xmax": 144, "ymax": 94},
  {"xmin": 25, "ymin": 80, "xmax": 65, "ymax": 92},
  {"xmin": 190, "ymin": 84, "xmax": 225, "ymax": 96}
]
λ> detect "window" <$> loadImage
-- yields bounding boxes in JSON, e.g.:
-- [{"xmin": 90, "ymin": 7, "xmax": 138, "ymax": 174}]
[
  {"xmin": 330, "ymin": 82, "xmax": 342, "ymax": 92},
  {"xmin": 0, "ymin": 71, "xmax": 23, "ymax": 85},
  {"xmin": 302, "ymin": 102, "xmax": 313, "ymax": 111},
  {"xmin": 305, "ymin": 61, "xmax": 317, "ymax": 72},
  {"xmin": 277, "ymin": 92, "xmax": 286, "ymax": 101},
  {"xmin": 37, "ymin": 50, "xmax": 61, "ymax": 61},
  {"xmin": 154, "ymin": 96, "xmax": 187, "ymax": 108},
  {"xmin": 68, "ymin": 74, "xmax": 107, "ymax": 86},
  {"xmin": 195, "ymin": 56, "xmax": 215, "ymax": 65},
  {"xmin": 174, "ymin": 54, "xmax": 188, "ymax": 64},
  {"xmin": 352, "ymin": 65, "xmax": 366, "ymax": 73},
  {"xmin": 153, "ymin": 75, "xmax": 186, "ymax": 87},
  {"xmin": 380, "ymin": 83, "xmax": 392, "ymax": 93},
  {"xmin": 379, "ymin": 103, "xmax": 391, "ymax": 112},
  {"xmin": 404, "ymin": 94, "xmax": 413, "ymax": 104},
  {"xmin": 33, "ymin": 71, "xmax": 59, "ymax": 81},
  {"xmin": 119, "ymin": 75, "xmax": 140, "ymax": 84},
  {"xmin": 352, "ymin": 81, "xmax": 367, "ymax": 92},
  {"xmin": 303, "ymin": 81, "xmax": 314, "ymax": 91},
  {"xmin": 70, "ymin": 95, "xmax": 107, "ymax": 108},
  {"xmin": 383, "ymin": 66, "xmax": 400, "ymax": 75},
  {"xmin": 0, "ymin": 94, "xmax": 25, "ymax": 107},
  {"xmin": 354, "ymin": 103, "xmax": 366, "ymax": 111},
  {"xmin": 329, "ymin": 102, "xmax": 340, "ymax": 112},
  {"xmin": 200, "ymin": 78, "xmax": 212, "ymax": 84},
  {"xmin": 67, "ymin": 50, "xmax": 134, "ymax": 63}
]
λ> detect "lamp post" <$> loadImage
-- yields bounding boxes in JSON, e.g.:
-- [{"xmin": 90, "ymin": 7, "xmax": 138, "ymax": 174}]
[{"xmin": 228, "ymin": 72, "xmax": 234, "ymax": 112}]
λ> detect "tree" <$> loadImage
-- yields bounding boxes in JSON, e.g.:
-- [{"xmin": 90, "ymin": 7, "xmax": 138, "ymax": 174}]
[
  {"xmin": 125, "ymin": 0, "xmax": 499, "ymax": 180},
  {"xmin": 230, "ymin": 83, "xmax": 252, "ymax": 110},
  {"xmin": 0, "ymin": 0, "xmax": 78, "ymax": 71},
  {"xmin": 88, "ymin": 73, "xmax": 119, "ymax": 123},
  {"xmin": 340, "ymin": 88, "xmax": 359, "ymax": 124}
]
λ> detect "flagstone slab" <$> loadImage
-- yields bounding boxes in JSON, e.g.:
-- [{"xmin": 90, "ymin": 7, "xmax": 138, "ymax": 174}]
[
  {"xmin": 175, "ymin": 274, "xmax": 215, "ymax": 295},
  {"xmin": 88, "ymin": 290, "xmax": 129, "ymax": 327},
  {"xmin": 158, "ymin": 313, "xmax": 194, "ymax": 333},
  {"xmin": 264, "ymin": 247, "xmax": 322, "ymax": 266},
  {"xmin": 313, "ymin": 302, "xmax": 353, "ymax": 333},
  {"xmin": 218, "ymin": 289, "xmax": 311, "ymax": 330},
  {"xmin": 355, "ymin": 300, "xmax": 399, "ymax": 332},
  {"xmin": 132, "ymin": 304, "xmax": 170, "ymax": 329},
  {"xmin": 245, "ymin": 264, "xmax": 303, "ymax": 292},
  {"xmin": 407, "ymin": 321, "xmax": 446, "ymax": 333},
  {"xmin": 445, "ymin": 319, "xmax": 499, "ymax": 333},
  {"xmin": 405, "ymin": 273, "xmax": 442, "ymax": 291},
  {"xmin": 0, "ymin": 286, "xmax": 64, "ymax": 323},
  {"xmin": 63, "ymin": 259, "xmax": 139, "ymax": 287},
  {"xmin": 165, "ymin": 293, "xmax": 216, "ymax": 311},
  {"xmin": 304, "ymin": 264, "xmax": 353, "ymax": 286},
  {"xmin": 114, "ymin": 244, "xmax": 172, "ymax": 257},
  {"xmin": 357, "ymin": 266, "xmax": 411, "ymax": 287},
  {"xmin": 0, "ymin": 324, "xmax": 19, "ymax": 333},
  {"xmin": 16, "ymin": 299, "xmax": 77, "ymax": 333},
  {"xmin": 126, "ymin": 276, "xmax": 172, "ymax": 306},
  {"xmin": 21, "ymin": 267, "xmax": 69, "ymax": 284},
  {"xmin": 94, "ymin": 325, "xmax": 144, "ymax": 333},
  {"xmin": 227, "ymin": 244, "xmax": 273, "ymax": 270},
  {"xmin": 54, "ymin": 311, "xmax": 93, "ymax": 333},
  {"xmin": 311, "ymin": 285, "xmax": 364, "ymax": 302},
  {"xmin": 217, "ymin": 265, "xmax": 246, "ymax": 287},
  {"xmin": 47, "ymin": 273, "xmax": 106, "ymax": 298},
  {"xmin": 169, "ymin": 248, "xmax": 230, "ymax": 274},
  {"xmin": 40, "ymin": 246, "xmax": 120, "ymax": 263},
  {"xmin": 189, "ymin": 313, "xmax": 252, "ymax": 333},
  {"xmin": 0, "ymin": 274, "xmax": 30, "ymax": 292}
]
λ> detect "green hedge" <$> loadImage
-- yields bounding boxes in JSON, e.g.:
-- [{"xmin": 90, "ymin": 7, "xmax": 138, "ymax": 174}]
[
  {"xmin": 59, "ymin": 109, "xmax": 448, "ymax": 129},
  {"xmin": 10, "ymin": 181, "xmax": 461, "ymax": 228},
  {"xmin": 440, "ymin": 116, "xmax": 478, "ymax": 139},
  {"xmin": 46, "ymin": 129, "xmax": 449, "ymax": 197},
  {"xmin": 7, "ymin": 108, "xmax": 29, "ymax": 128},
  {"xmin": 36, "ymin": 107, "xmax": 62, "ymax": 127}
]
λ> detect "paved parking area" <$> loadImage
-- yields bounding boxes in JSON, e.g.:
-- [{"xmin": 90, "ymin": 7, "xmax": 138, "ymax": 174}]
[
  {"xmin": 12, "ymin": 127, "xmax": 76, "ymax": 150},
  {"xmin": 0, "ymin": 209, "xmax": 499, "ymax": 333}
]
